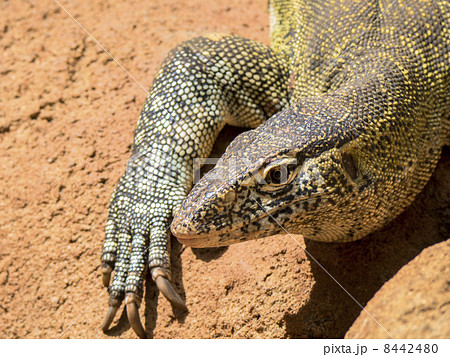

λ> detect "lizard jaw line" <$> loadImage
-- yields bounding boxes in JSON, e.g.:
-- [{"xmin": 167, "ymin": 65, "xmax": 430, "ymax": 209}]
[{"xmin": 174, "ymin": 190, "xmax": 334, "ymax": 247}]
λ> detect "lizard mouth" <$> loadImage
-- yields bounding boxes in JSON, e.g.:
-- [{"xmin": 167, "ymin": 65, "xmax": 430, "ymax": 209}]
[
  {"xmin": 174, "ymin": 221, "xmax": 270, "ymax": 248},
  {"xmin": 171, "ymin": 200, "xmax": 271, "ymax": 247},
  {"xmin": 176, "ymin": 234, "xmax": 238, "ymax": 248},
  {"xmin": 172, "ymin": 191, "xmax": 333, "ymax": 248}
]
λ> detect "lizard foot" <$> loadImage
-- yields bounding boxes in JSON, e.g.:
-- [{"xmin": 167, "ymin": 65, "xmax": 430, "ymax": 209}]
[{"xmin": 100, "ymin": 172, "xmax": 188, "ymax": 338}]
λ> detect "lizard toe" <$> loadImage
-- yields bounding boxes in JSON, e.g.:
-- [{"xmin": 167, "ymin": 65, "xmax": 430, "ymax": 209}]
[
  {"xmin": 101, "ymin": 264, "xmax": 113, "ymax": 287},
  {"xmin": 101, "ymin": 216, "xmax": 119, "ymax": 284}
]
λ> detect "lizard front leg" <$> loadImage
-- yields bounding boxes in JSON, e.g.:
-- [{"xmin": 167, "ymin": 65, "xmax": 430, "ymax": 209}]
[{"xmin": 100, "ymin": 34, "xmax": 289, "ymax": 338}]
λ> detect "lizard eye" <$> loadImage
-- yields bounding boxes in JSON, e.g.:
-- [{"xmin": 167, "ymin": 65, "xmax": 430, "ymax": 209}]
[
  {"xmin": 267, "ymin": 167, "xmax": 283, "ymax": 184},
  {"xmin": 261, "ymin": 158, "xmax": 298, "ymax": 188}
]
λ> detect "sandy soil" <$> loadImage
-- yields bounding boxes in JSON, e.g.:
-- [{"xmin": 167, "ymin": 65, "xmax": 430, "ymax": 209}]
[{"xmin": 0, "ymin": 0, "xmax": 448, "ymax": 339}]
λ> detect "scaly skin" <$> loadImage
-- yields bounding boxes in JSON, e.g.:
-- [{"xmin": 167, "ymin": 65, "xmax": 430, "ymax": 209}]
[{"xmin": 102, "ymin": 0, "xmax": 449, "ymax": 337}]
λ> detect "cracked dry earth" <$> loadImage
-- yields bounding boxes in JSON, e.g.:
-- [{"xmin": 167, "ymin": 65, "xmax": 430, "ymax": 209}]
[{"xmin": 1, "ymin": 0, "xmax": 449, "ymax": 339}]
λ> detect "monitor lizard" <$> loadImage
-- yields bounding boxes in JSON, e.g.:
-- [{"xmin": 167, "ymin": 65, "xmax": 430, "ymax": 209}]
[{"xmin": 101, "ymin": 0, "xmax": 449, "ymax": 338}]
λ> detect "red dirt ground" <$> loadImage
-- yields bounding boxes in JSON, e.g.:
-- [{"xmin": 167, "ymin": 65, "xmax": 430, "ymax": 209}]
[{"xmin": 1, "ymin": 0, "xmax": 448, "ymax": 339}]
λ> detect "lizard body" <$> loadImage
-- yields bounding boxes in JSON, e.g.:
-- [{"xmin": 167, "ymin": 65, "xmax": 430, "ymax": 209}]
[{"xmin": 101, "ymin": 0, "xmax": 449, "ymax": 338}]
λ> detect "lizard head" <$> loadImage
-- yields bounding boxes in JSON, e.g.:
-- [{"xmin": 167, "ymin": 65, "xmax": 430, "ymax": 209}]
[{"xmin": 171, "ymin": 99, "xmax": 389, "ymax": 247}]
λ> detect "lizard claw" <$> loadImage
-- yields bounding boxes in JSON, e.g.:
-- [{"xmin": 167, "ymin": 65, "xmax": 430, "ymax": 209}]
[
  {"xmin": 102, "ymin": 263, "xmax": 113, "ymax": 287},
  {"xmin": 154, "ymin": 275, "xmax": 188, "ymax": 312},
  {"xmin": 101, "ymin": 298, "xmax": 121, "ymax": 332},
  {"xmin": 126, "ymin": 293, "xmax": 147, "ymax": 339}
]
